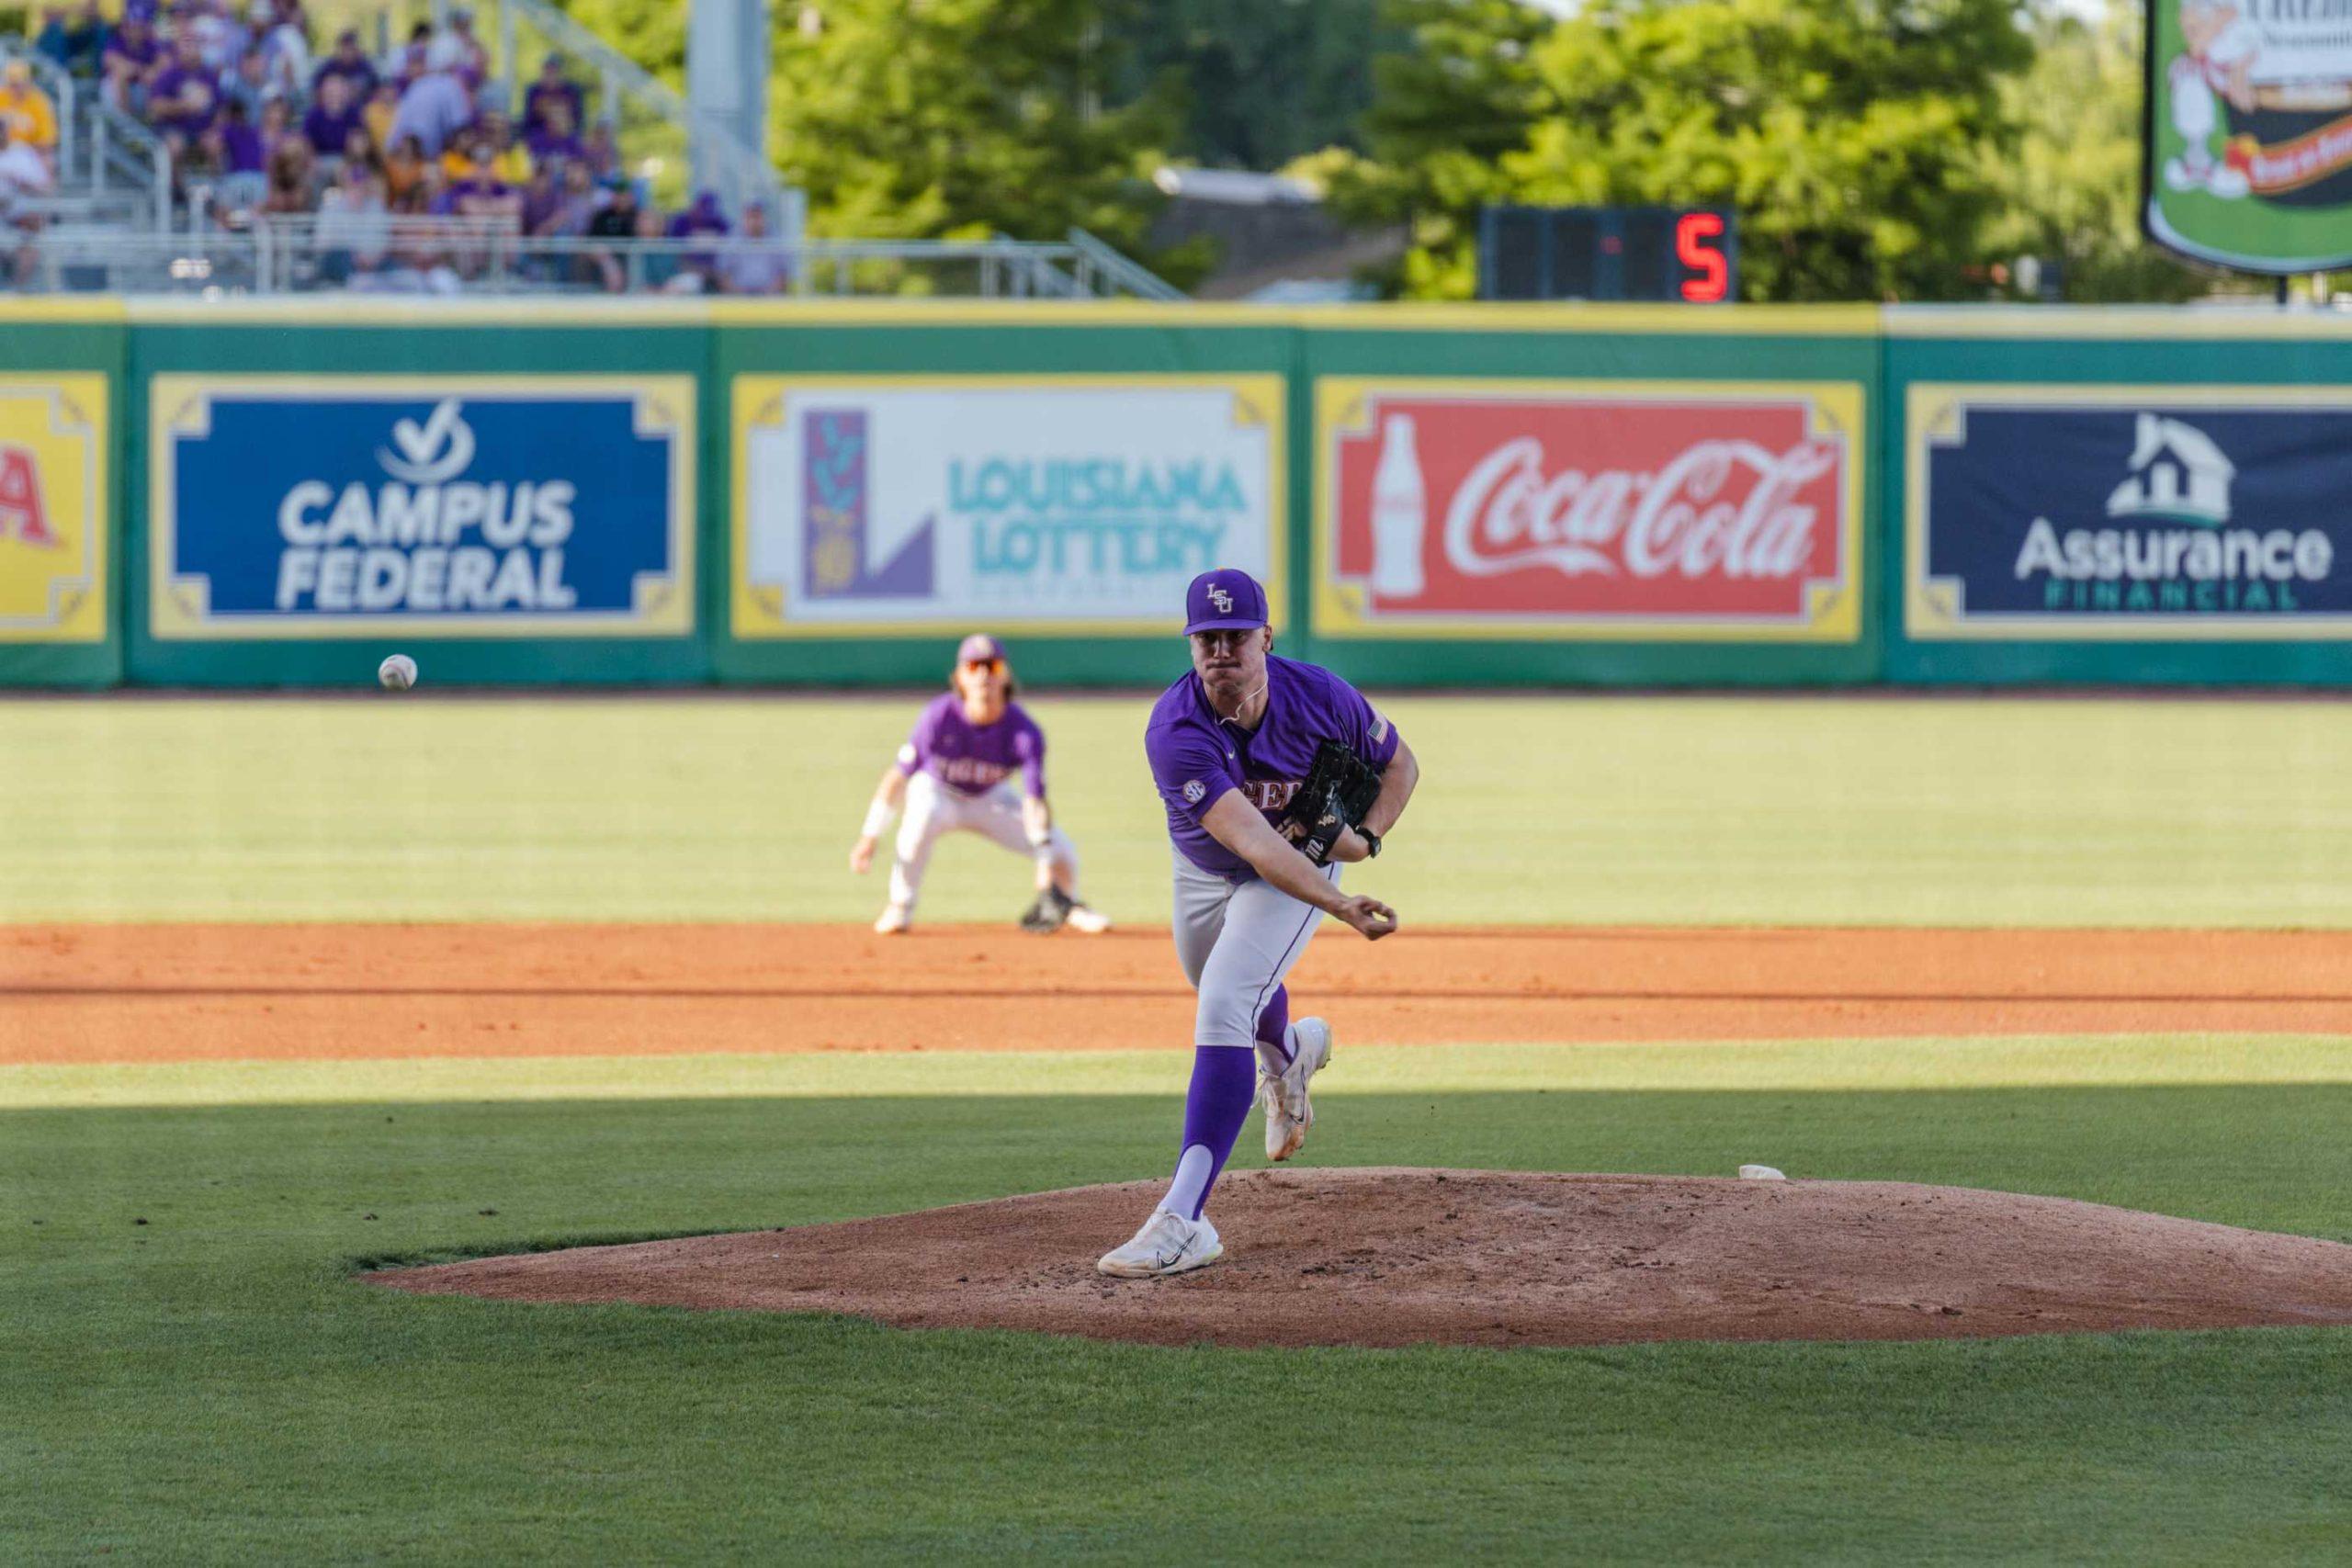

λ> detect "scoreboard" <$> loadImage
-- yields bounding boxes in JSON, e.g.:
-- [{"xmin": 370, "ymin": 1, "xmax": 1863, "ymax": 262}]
[{"xmin": 1477, "ymin": 206, "xmax": 1737, "ymax": 303}]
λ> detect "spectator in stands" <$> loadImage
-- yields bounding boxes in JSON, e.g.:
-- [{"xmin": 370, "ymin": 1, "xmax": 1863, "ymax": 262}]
[
  {"xmin": 148, "ymin": 33, "xmax": 220, "ymax": 142},
  {"xmin": 256, "ymin": 94, "xmax": 291, "ymax": 163},
  {"xmin": 334, "ymin": 123, "xmax": 379, "ymax": 186},
  {"xmin": 666, "ymin": 187, "xmax": 730, "ymax": 287},
  {"xmin": 254, "ymin": 4, "xmax": 310, "ymax": 101},
  {"xmin": 521, "ymin": 53, "xmax": 583, "ymax": 138},
  {"xmin": 300, "ymin": 73, "xmax": 362, "ymax": 162},
  {"xmin": 721, "ymin": 201, "xmax": 791, "ymax": 295},
  {"xmin": 382, "ymin": 22, "xmax": 431, "ymax": 90},
  {"xmin": 220, "ymin": 48, "xmax": 273, "ymax": 121},
  {"xmin": 524, "ymin": 96, "xmax": 583, "ymax": 168},
  {"xmin": 260, "ymin": 128, "xmax": 311, "ymax": 215},
  {"xmin": 36, "ymin": 3, "xmax": 111, "ymax": 85},
  {"xmin": 313, "ymin": 29, "xmax": 374, "ymax": 104},
  {"xmin": 0, "ymin": 62, "xmax": 59, "ymax": 159},
  {"xmin": 380, "ymin": 131, "xmax": 427, "ymax": 209},
  {"xmin": 362, "ymin": 80, "xmax": 398, "ymax": 152},
  {"xmin": 186, "ymin": 0, "xmax": 245, "ymax": 74},
  {"xmin": 534, "ymin": 157, "xmax": 598, "ymax": 239},
  {"xmin": 100, "ymin": 4, "xmax": 164, "ymax": 118},
  {"xmin": 583, "ymin": 176, "xmax": 639, "ymax": 292},
  {"xmin": 314, "ymin": 159, "xmax": 388, "ymax": 283},
  {"xmin": 637, "ymin": 198, "xmax": 688, "ymax": 290},
  {"xmin": 214, "ymin": 96, "xmax": 266, "ymax": 211},
  {"xmin": 430, "ymin": 8, "xmax": 488, "ymax": 94},
  {"xmin": 0, "ymin": 119, "xmax": 51, "ymax": 284},
  {"xmin": 479, "ymin": 111, "xmax": 530, "ymax": 185},
  {"xmin": 388, "ymin": 62, "xmax": 470, "ymax": 158},
  {"xmin": 579, "ymin": 118, "xmax": 619, "ymax": 180}
]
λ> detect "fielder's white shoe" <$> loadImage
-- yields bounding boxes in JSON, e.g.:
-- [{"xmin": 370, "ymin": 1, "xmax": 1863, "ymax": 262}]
[
  {"xmin": 874, "ymin": 905, "xmax": 911, "ymax": 935},
  {"xmin": 1065, "ymin": 902, "xmax": 1112, "ymax": 934},
  {"xmin": 1096, "ymin": 1208, "xmax": 1222, "ymax": 1278},
  {"xmin": 1261, "ymin": 1017, "xmax": 1332, "ymax": 1162}
]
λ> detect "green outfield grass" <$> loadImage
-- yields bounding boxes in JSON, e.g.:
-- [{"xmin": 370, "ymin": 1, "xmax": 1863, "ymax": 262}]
[
  {"xmin": 6, "ymin": 1040, "xmax": 2351, "ymax": 1565},
  {"xmin": 10, "ymin": 694, "xmax": 2352, "ymax": 1562},
  {"xmin": 7, "ymin": 694, "xmax": 2352, "ymax": 926}
]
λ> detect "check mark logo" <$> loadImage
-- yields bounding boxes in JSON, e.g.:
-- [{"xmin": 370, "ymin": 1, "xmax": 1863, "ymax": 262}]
[{"xmin": 377, "ymin": 399, "xmax": 476, "ymax": 484}]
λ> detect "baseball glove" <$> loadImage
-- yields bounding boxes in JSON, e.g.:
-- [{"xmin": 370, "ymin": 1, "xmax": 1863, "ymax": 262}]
[
  {"xmin": 1019, "ymin": 886, "xmax": 1075, "ymax": 934},
  {"xmin": 1281, "ymin": 739, "xmax": 1384, "ymax": 865}
]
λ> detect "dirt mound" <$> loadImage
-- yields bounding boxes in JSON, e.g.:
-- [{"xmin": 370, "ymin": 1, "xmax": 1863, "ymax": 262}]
[{"xmin": 373, "ymin": 1168, "xmax": 2352, "ymax": 1348}]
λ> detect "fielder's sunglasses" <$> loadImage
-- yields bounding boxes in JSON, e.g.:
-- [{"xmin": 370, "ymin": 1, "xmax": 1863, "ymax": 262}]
[{"xmin": 961, "ymin": 658, "xmax": 1007, "ymax": 674}]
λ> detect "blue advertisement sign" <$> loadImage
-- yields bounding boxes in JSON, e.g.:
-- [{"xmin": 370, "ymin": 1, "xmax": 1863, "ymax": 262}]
[
  {"xmin": 1906, "ymin": 387, "xmax": 2352, "ymax": 639},
  {"xmin": 152, "ymin": 377, "xmax": 695, "ymax": 637}
]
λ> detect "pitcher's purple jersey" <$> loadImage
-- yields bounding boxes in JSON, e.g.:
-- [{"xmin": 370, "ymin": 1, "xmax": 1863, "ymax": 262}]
[
  {"xmin": 897, "ymin": 694, "xmax": 1047, "ymax": 797},
  {"xmin": 1145, "ymin": 653, "xmax": 1398, "ymax": 881}
]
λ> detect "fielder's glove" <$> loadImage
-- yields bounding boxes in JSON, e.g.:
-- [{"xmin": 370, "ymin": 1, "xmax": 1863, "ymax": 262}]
[
  {"xmin": 1019, "ymin": 886, "xmax": 1075, "ymax": 934},
  {"xmin": 1281, "ymin": 739, "xmax": 1385, "ymax": 864}
]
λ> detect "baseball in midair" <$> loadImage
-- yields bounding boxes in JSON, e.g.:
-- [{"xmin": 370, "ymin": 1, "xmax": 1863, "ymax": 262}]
[{"xmin": 378, "ymin": 653, "xmax": 418, "ymax": 691}]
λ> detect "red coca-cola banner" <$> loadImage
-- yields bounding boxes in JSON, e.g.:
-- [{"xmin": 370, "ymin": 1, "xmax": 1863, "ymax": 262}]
[{"xmin": 1320, "ymin": 382, "xmax": 1859, "ymax": 637}]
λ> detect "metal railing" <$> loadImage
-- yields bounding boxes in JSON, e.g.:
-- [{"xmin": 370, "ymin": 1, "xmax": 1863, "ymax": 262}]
[
  {"xmin": 8, "ymin": 215, "xmax": 1188, "ymax": 299},
  {"xmin": 0, "ymin": 39, "xmax": 170, "ymax": 231}
]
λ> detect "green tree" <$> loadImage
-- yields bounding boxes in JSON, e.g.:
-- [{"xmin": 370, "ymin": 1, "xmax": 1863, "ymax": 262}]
[
  {"xmin": 1984, "ymin": 0, "xmax": 2208, "ymax": 301},
  {"xmin": 1122, "ymin": 0, "xmax": 1396, "ymax": 169},
  {"xmin": 772, "ymin": 0, "xmax": 1182, "ymax": 263},
  {"xmin": 1306, "ymin": 0, "xmax": 1557, "ymax": 298},
  {"xmin": 1505, "ymin": 0, "xmax": 2032, "ymax": 300}
]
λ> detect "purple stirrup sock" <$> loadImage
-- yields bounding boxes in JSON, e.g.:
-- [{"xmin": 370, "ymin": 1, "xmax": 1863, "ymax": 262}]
[
  {"xmin": 1255, "ymin": 986, "xmax": 1292, "ymax": 1066},
  {"xmin": 1163, "ymin": 1045, "xmax": 1257, "ymax": 1220}
]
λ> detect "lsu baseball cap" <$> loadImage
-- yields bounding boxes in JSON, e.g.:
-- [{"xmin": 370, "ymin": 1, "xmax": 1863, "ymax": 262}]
[
  {"xmin": 1182, "ymin": 569, "xmax": 1269, "ymax": 636},
  {"xmin": 956, "ymin": 633, "xmax": 1005, "ymax": 665}
]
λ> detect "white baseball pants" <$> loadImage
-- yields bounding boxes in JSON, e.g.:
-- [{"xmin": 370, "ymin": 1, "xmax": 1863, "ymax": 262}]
[
  {"xmin": 1170, "ymin": 851, "xmax": 1336, "ymax": 1048},
  {"xmin": 890, "ymin": 771, "xmax": 1076, "ymax": 910}
]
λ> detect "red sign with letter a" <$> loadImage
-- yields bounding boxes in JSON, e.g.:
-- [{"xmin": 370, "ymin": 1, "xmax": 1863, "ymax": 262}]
[
  {"xmin": 1323, "ymin": 387, "xmax": 1855, "ymax": 633},
  {"xmin": 0, "ymin": 446, "xmax": 56, "ymax": 547}
]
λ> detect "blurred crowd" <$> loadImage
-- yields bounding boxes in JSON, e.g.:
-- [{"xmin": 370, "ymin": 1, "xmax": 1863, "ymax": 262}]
[{"xmin": 7, "ymin": 1, "xmax": 791, "ymax": 292}]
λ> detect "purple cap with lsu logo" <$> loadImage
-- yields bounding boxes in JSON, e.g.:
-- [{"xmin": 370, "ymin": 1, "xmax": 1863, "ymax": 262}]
[
  {"xmin": 956, "ymin": 633, "xmax": 1004, "ymax": 665},
  {"xmin": 1182, "ymin": 569, "xmax": 1270, "ymax": 636}
]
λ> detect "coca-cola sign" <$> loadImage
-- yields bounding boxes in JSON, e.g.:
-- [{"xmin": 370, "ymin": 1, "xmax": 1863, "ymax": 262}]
[{"xmin": 1319, "ymin": 382, "xmax": 1860, "ymax": 637}]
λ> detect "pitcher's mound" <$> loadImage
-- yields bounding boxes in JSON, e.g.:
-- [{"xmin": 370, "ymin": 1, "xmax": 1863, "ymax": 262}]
[{"xmin": 373, "ymin": 1168, "xmax": 2352, "ymax": 1348}]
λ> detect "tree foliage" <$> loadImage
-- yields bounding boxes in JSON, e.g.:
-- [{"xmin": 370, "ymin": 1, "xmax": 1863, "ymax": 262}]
[
  {"xmin": 1120, "ymin": 0, "xmax": 1393, "ymax": 169},
  {"xmin": 771, "ymin": 0, "xmax": 1180, "ymax": 259},
  {"xmin": 1325, "ymin": 0, "xmax": 2034, "ymax": 300},
  {"xmin": 1982, "ymin": 0, "xmax": 2209, "ymax": 301}
]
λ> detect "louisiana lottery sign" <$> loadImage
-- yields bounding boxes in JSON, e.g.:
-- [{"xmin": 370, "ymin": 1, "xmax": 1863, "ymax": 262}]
[
  {"xmin": 731, "ymin": 376, "xmax": 1283, "ymax": 636},
  {"xmin": 2145, "ymin": 0, "xmax": 2352, "ymax": 272},
  {"xmin": 150, "ymin": 377, "xmax": 695, "ymax": 638},
  {"xmin": 1315, "ymin": 379, "xmax": 1862, "ymax": 641},
  {"xmin": 1907, "ymin": 386, "xmax": 2352, "ymax": 639}
]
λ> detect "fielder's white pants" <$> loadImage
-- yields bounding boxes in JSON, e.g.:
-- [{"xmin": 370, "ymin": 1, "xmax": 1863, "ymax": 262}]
[
  {"xmin": 890, "ymin": 771, "xmax": 1076, "ymax": 910},
  {"xmin": 1170, "ymin": 851, "xmax": 1336, "ymax": 1048}
]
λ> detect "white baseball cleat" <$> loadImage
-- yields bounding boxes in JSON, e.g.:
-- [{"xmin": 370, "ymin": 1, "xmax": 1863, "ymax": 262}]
[
  {"xmin": 1261, "ymin": 1017, "xmax": 1332, "ymax": 1162},
  {"xmin": 874, "ymin": 905, "xmax": 911, "ymax": 935},
  {"xmin": 1065, "ymin": 902, "xmax": 1112, "ymax": 934},
  {"xmin": 1096, "ymin": 1208, "xmax": 1222, "ymax": 1278}
]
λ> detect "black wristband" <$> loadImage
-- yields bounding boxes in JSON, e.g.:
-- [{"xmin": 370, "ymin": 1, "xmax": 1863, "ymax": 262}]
[{"xmin": 1360, "ymin": 829, "xmax": 1382, "ymax": 858}]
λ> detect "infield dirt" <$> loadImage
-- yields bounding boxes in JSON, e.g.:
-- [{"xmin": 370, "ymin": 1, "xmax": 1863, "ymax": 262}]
[
  {"xmin": 374, "ymin": 1168, "xmax": 2352, "ymax": 1348},
  {"xmin": 8, "ymin": 922, "xmax": 2352, "ymax": 1064}
]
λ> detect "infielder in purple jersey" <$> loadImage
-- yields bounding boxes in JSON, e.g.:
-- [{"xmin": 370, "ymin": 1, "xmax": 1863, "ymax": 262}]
[
  {"xmin": 1098, "ymin": 569, "xmax": 1419, "ymax": 1278},
  {"xmin": 851, "ymin": 634, "xmax": 1110, "ymax": 935}
]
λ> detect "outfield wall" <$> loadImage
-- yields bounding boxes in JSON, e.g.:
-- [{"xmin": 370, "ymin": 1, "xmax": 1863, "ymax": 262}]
[{"xmin": 2, "ymin": 299, "xmax": 2346, "ymax": 690}]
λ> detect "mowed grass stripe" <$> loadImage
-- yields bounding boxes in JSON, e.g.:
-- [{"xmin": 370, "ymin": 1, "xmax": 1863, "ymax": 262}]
[
  {"xmin": 7, "ymin": 695, "xmax": 2352, "ymax": 926},
  {"xmin": 7, "ymin": 1034, "xmax": 2351, "ymax": 1109}
]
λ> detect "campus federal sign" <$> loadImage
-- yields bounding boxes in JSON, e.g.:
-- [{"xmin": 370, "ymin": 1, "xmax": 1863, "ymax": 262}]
[
  {"xmin": 2145, "ymin": 0, "xmax": 2352, "ymax": 271},
  {"xmin": 149, "ymin": 377, "xmax": 695, "ymax": 638},
  {"xmin": 1906, "ymin": 385, "xmax": 2352, "ymax": 638},
  {"xmin": 730, "ymin": 376, "xmax": 1284, "ymax": 637}
]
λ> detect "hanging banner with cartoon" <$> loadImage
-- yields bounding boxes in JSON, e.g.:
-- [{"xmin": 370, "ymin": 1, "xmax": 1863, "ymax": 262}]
[{"xmin": 2145, "ymin": 0, "xmax": 2352, "ymax": 272}]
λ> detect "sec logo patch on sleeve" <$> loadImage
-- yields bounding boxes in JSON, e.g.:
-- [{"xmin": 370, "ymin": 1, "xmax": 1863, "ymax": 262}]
[{"xmin": 1182, "ymin": 779, "xmax": 1205, "ymax": 805}]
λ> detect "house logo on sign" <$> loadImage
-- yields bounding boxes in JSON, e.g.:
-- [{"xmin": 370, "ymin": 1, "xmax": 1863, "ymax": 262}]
[{"xmin": 2106, "ymin": 413, "xmax": 2233, "ymax": 527}]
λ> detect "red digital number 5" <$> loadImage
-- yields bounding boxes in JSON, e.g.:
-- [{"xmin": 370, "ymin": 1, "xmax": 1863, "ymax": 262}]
[{"xmin": 1676, "ymin": 212, "xmax": 1727, "ymax": 302}]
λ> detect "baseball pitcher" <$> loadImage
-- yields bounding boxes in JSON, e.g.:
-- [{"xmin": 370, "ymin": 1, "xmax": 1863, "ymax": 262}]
[
  {"xmin": 1098, "ymin": 569, "xmax": 1419, "ymax": 1278},
  {"xmin": 850, "ymin": 634, "xmax": 1111, "ymax": 936}
]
